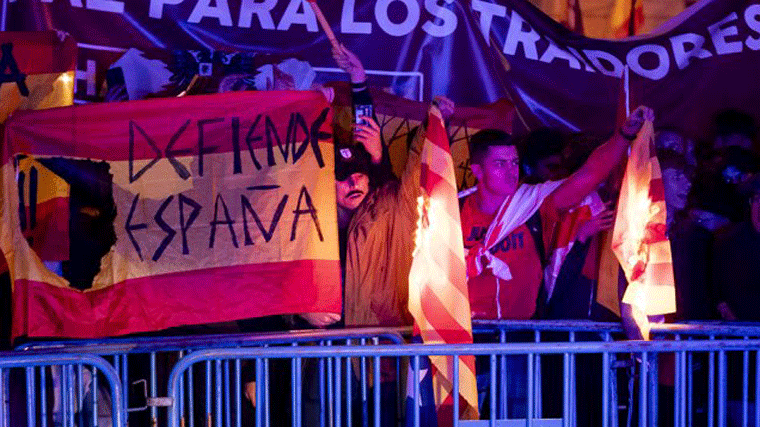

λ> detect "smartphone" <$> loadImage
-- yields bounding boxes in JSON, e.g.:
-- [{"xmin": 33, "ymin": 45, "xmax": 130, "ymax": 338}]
[{"xmin": 355, "ymin": 104, "xmax": 373, "ymax": 126}]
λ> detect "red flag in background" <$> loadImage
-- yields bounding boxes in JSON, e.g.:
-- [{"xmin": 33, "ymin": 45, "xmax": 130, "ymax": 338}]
[
  {"xmin": 408, "ymin": 104, "xmax": 479, "ymax": 424},
  {"xmin": 550, "ymin": 0, "xmax": 585, "ymax": 34},
  {"xmin": 0, "ymin": 31, "xmax": 76, "ymax": 124},
  {"xmin": 609, "ymin": 0, "xmax": 645, "ymax": 37}
]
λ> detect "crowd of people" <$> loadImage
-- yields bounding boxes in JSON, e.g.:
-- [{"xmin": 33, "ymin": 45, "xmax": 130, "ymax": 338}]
[{"xmin": 2, "ymin": 38, "xmax": 759, "ymax": 427}]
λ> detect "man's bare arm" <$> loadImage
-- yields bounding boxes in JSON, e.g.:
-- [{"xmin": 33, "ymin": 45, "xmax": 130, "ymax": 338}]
[{"xmin": 550, "ymin": 106, "xmax": 654, "ymax": 211}]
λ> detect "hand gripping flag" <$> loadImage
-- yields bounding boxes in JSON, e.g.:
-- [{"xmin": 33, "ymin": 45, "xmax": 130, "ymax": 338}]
[
  {"xmin": 407, "ymin": 104, "xmax": 479, "ymax": 426},
  {"xmin": 611, "ymin": 120, "xmax": 676, "ymax": 339}
]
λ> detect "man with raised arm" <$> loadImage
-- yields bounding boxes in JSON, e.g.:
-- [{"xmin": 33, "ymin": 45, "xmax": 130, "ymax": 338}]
[{"xmin": 461, "ymin": 106, "xmax": 654, "ymax": 321}]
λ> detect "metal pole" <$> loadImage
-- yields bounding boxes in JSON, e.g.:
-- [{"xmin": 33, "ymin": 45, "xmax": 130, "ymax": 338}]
[{"xmin": 0, "ymin": 0, "xmax": 8, "ymax": 32}]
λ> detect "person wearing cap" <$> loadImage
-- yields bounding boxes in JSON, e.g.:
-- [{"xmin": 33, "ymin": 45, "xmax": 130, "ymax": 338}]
[{"xmin": 300, "ymin": 45, "xmax": 455, "ymax": 330}]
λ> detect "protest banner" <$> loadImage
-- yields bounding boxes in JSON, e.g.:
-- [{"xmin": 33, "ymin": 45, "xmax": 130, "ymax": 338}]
[{"xmin": 3, "ymin": 90, "xmax": 340, "ymax": 338}]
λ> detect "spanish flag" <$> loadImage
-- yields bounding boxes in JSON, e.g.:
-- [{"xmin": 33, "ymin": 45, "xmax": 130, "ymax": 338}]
[
  {"xmin": 0, "ymin": 31, "xmax": 76, "ymax": 274},
  {"xmin": 0, "ymin": 31, "xmax": 76, "ymax": 124},
  {"xmin": 16, "ymin": 157, "xmax": 70, "ymax": 263}
]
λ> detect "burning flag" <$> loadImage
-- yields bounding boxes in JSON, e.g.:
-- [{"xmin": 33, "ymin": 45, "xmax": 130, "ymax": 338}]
[
  {"xmin": 611, "ymin": 120, "xmax": 675, "ymax": 339},
  {"xmin": 407, "ymin": 104, "xmax": 479, "ymax": 425}
]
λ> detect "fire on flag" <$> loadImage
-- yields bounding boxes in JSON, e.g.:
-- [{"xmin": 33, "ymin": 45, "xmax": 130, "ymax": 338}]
[
  {"xmin": 408, "ymin": 104, "xmax": 479, "ymax": 424},
  {"xmin": 611, "ymin": 120, "xmax": 676, "ymax": 339}
]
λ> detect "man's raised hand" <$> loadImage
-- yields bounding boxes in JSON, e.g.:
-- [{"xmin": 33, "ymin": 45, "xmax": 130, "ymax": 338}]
[
  {"xmin": 620, "ymin": 106, "xmax": 655, "ymax": 140},
  {"xmin": 332, "ymin": 44, "xmax": 366, "ymax": 83}
]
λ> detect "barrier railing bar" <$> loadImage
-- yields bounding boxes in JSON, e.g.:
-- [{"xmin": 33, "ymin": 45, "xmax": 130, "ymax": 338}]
[
  {"xmin": 344, "ymin": 347, "xmax": 351, "ymax": 427},
  {"xmin": 40, "ymin": 366, "xmax": 48, "ymax": 427},
  {"xmin": 262, "ymin": 358, "xmax": 269, "ymax": 427},
  {"xmin": 562, "ymin": 352, "xmax": 570, "ymax": 427},
  {"xmin": 602, "ymin": 333, "xmax": 610, "ymax": 427},
  {"xmin": 489, "ymin": 353, "xmax": 495, "ymax": 427},
  {"xmin": 204, "ymin": 360, "xmax": 211, "ymax": 427},
  {"xmin": 26, "ymin": 367, "xmax": 35, "ymax": 427},
  {"xmin": 744, "ymin": 339, "xmax": 749, "ymax": 427},
  {"xmin": 77, "ymin": 364, "xmax": 84, "ymax": 427},
  {"xmin": 373, "ymin": 353, "xmax": 380, "ymax": 427},
  {"xmin": 326, "ymin": 342, "xmax": 334, "ymax": 427},
  {"xmin": 0, "ymin": 352, "xmax": 124, "ymax": 427},
  {"xmin": 63, "ymin": 365, "xmax": 71, "ymax": 427},
  {"xmin": 188, "ymin": 359, "xmax": 195, "ymax": 427},
  {"xmin": 684, "ymin": 347, "xmax": 690, "ymax": 427},
  {"xmin": 453, "ymin": 354, "xmax": 460, "ymax": 427},
  {"xmin": 334, "ymin": 355, "xmax": 341, "ymax": 427},
  {"xmin": 499, "ymin": 329, "xmax": 507, "ymax": 419},
  {"xmin": 413, "ymin": 355, "xmax": 420, "ymax": 427},
  {"xmin": 533, "ymin": 330, "xmax": 541, "ymax": 421},
  {"xmin": 719, "ymin": 350, "xmax": 727, "ymax": 427},
  {"xmin": 235, "ymin": 358, "xmax": 241, "ymax": 427},
  {"xmin": 150, "ymin": 352, "xmax": 157, "ymax": 427},
  {"xmin": 224, "ymin": 359, "xmax": 231, "ymax": 427},
  {"xmin": 709, "ymin": 339, "xmax": 715, "ymax": 427},
  {"xmin": 755, "ymin": 351, "xmax": 759, "ymax": 427},
  {"xmin": 216, "ymin": 359, "xmax": 223, "ymax": 427},
  {"xmin": 0, "ymin": 368, "xmax": 5, "ymax": 427},
  {"xmin": 527, "ymin": 350, "xmax": 534, "ymax": 426},
  {"xmin": 16, "ymin": 327, "xmax": 409, "ymax": 354},
  {"xmin": 639, "ymin": 352, "xmax": 647, "ymax": 427}
]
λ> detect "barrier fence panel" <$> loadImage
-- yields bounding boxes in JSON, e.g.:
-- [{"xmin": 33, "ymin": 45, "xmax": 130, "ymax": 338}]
[
  {"xmin": 16, "ymin": 328, "xmax": 407, "ymax": 427},
  {"xmin": 472, "ymin": 320, "xmax": 626, "ymax": 426},
  {"xmin": 0, "ymin": 352, "xmax": 124, "ymax": 427},
  {"xmin": 164, "ymin": 339, "xmax": 760, "ymax": 427},
  {"xmin": 649, "ymin": 322, "xmax": 760, "ymax": 427}
]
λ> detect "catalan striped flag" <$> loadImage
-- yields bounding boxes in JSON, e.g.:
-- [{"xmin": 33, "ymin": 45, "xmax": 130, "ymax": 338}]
[
  {"xmin": 611, "ymin": 120, "xmax": 675, "ymax": 339},
  {"xmin": 609, "ymin": 0, "xmax": 644, "ymax": 38},
  {"xmin": 407, "ymin": 104, "xmax": 479, "ymax": 426}
]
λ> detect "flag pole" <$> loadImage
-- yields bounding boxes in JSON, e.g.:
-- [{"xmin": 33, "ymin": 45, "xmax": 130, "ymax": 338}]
[{"xmin": 306, "ymin": 0, "xmax": 341, "ymax": 51}]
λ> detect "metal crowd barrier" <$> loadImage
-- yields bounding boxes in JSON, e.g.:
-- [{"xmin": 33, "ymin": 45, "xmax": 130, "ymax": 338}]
[
  {"xmin": 165, "ymin": 339, "xmax": 760, "ymax": 427},
  {"xmin": 649, "ymin": 321, "xmax": 760, "ymax": 427},
  {"xmin": 0, "ymin": 352, "xmax": 124, "ymax": 427},
  {"xmin": 17, "ymin": 328, "xmax": 407, "ymax": 427},
  {"xmin": 472, "ymin": 320, "xmax": 625, "ymax": 427}
]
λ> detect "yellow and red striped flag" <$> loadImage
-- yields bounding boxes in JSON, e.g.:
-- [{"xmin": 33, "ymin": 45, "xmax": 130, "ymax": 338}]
[
  {"xmin": 16, "ymin": 157, "xmax": 70, "ymax": 263},
  {"xmin": 0, "ymin": 31, "xmax": 76, "ymax": 124},
  {"xmin": 408, "ymin": 104, "xmax": 479, "ymax": 423},
  {"xmin": 609, "ymin": 0, "xmax": 644, "ymax": 38},
  {"xmin": 611, "ymin": 120, "xmax": 675, "ymax": 339},
  {"xmin": 549, "ymin": 0, "xmax": 585, "ymax": 34}
]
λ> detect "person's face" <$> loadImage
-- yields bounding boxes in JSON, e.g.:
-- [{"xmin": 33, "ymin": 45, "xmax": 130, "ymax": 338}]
[
  {"xmin": 336, "ymin": 172, "xmax": 369, "ymax": 211},
  {"xmin": 655, "ymin": 131, "xmax": 684, "ymax": 153},
  {"xmin": 471, "ymin": 145, "xmax": 520, "ymax": 198},
  {"xmin": 535, "ymin": 154, "xmax": 565, "ymax": 181},
  {"xmin": 751, "ymin": 193, "xmax": 760, "ymax": 232},
  {"xmin": 715, "ymin": 133, "xmax": 753, "ymax": 150},
  {"xmin": 662, "ymin": 167, "xmax": 691, "ymax": 212}
]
